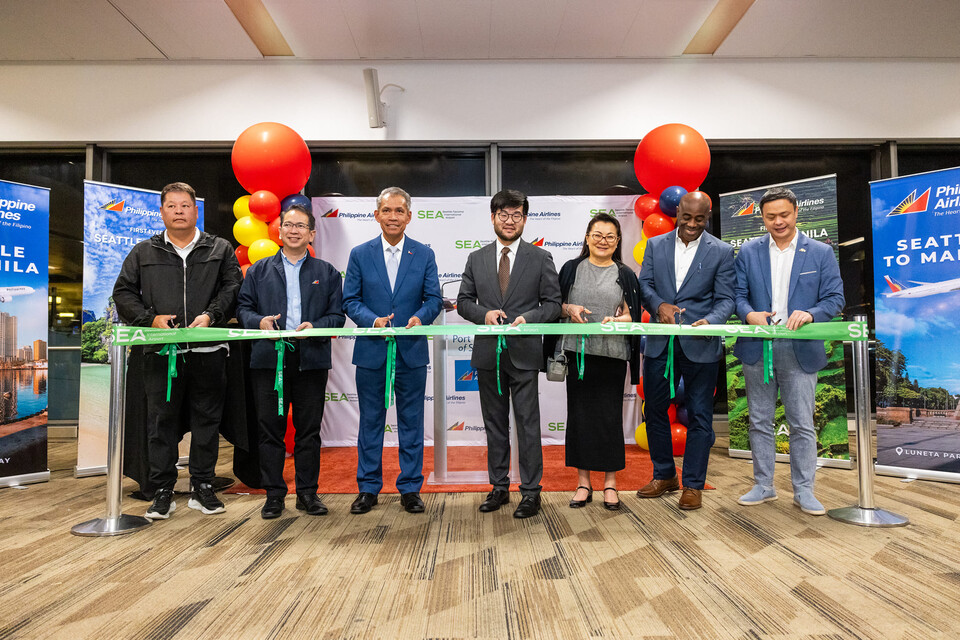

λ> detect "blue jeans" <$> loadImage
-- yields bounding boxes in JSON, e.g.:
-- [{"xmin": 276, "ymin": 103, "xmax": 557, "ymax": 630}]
[{"xmin": 742, "ymin": 340, "xmax": 819, "ymax": 493}]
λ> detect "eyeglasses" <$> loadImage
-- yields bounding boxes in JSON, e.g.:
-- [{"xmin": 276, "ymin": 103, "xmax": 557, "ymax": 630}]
[
  {"xmin": 588, "ymin": 232, "xmax": 619, "ymax": 244},
  {"xmin": 495, "ymin": 211, "xmax": 525, "ymax": 223},
  {"xmin": 281, "ymin": 222, "xmax": 310, "ymax": 231}
]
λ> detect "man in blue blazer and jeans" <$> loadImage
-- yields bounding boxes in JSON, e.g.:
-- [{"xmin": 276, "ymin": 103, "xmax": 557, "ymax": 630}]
[
  {"xmin": 237, "ymin": 204, "xmax": 345, "ymax": 519},
  {"xmin": 343, "ymin": 187, "xmax": 442, "ymax": 515},
  {"xmin": 734, "ymin": 187, "xmax": 845, "ymax": 516},
  {"xmin": 637, "ymin": 191, "xmax": 736, "ymax": 510}
]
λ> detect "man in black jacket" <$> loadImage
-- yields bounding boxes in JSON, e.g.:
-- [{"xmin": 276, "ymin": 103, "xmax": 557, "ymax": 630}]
[
  {"xmin": 113, "ymin": 182, "xmax": 241, "ymax": 521},
  {"xmin": 236, "ymin": 204, "xmax": 344, "ymax": 519}
]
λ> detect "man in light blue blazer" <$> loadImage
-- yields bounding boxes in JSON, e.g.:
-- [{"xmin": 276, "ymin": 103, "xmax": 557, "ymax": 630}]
[
  {"xmin": 342, "ymin": 187, "xmax": 442, "ymax": 515},
  {"xmin": 637, "ymin": 191, "xmax": 735, "ymax": 510},
  {"xmin": 734, "ymin": 186, "xmax": 845, "ymax": 516}
]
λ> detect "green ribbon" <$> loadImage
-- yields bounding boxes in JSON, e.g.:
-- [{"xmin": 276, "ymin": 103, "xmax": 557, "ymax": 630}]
[
  {"xmin": 157, "ymin": 344, "xmax": 178, "ymax": 402},
  {"xmin": 496, "ymin": 335, "xmax": 507, "ymax": 396},
  {"xmin": 762, "ymin": 339, "xmax": 773, "ymax": 385},
  {"xmin": 274, "ymin": 338, "xmax": 295, "ymax": 416},
  {"xmin": 576, "ymin": 335, "xmax": 586, "ymax": 381},
  {"xmin": 664, "ymin": 335, "xmax": 676, "ymax": 399},
  {"xmin": 115, "ymin": 320, "xmax": 868, "ymax": 345},
  {"xmin": 384, "ymin": 336, "xmax": 397, "ymax": 408}
]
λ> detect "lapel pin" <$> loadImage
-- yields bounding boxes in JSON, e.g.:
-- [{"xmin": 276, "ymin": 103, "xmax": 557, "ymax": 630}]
[{"xmin": 800, "ymin": 248, "xmax": 806, "ymax": 252}]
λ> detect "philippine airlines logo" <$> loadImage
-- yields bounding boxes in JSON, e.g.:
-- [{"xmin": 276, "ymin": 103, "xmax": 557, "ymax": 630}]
[
  {"xmin": 321, "ymin": 208, "xmax": 339, "ymax": 218},
  {"xmin": 448, "ymin": 421, "xmax": 465, "ymax": 431},
  {"xmin": 100, "ymin": 199, "xmax": 125, "ymax": 212},
  {"xmin": 531, "ymin": 237, "xmax": 545, "ymax": 247},
  {"xmin": 732, "ymin": 202, "xmax": 756, "ymax": 217},
  {"xmin": 454, "ymin": 360, "xmax": 480, "ymax": 392},
  {"xmin": 887, "ymin": 188, "xmax": 931, "ymax": 217}
]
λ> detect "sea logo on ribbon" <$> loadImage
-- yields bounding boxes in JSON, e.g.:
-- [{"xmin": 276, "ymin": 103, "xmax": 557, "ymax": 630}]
[
  {"xmin": 100, "ymin": 199, "xmax": 125, "ymax": 212},
  {"xmin": 448, "ymin": 421, "xmax": 465, "ymax": 431},
  {"xmin": 733, "ymin": 202, "xmax": 756, "ymax": 217},
  {"xmin": 321, "ymin": 208, "xmax": 339, "ymax": 218},
  {"xmin": 454, "ymin": 359, "xmax": 479, "ymax": 391},
  {"xmin": 887, "ymin": 188, "xmax": 931, "ymax": 217},
  {"xmin": 531, "ymin": 237, "xmax": 545, "ymax": 247}
]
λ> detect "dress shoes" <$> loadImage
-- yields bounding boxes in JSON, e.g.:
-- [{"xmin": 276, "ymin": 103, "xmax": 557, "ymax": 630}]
[
  {"xmin": 478, "ymin": 489, "xmax": 510, "ymax": 513},
  {"xmin": 400, "ymin": 492, "xmax": 425, "ymax": 513},
  {"xmin": 296, "ymin": 493, "xmax": 328, "ymax": 516},
  {"xmin": 678, "ymin": 488, "xmax": 702, "ymax": 511},
  {"xmin": 636, "ymin": 475, "xmax": 680, "ymax": 498},
  {"xmin": 261, "ymin": 496, "xmax": 285, "ymax": 520},
  {"xmin": 569, "ymin": 485, "xmax": 593, "ymax": 509},
  {"xmin": 350, "ymin": 492, "xmax": 378, "ymax": 514},
  {"xmin": 513, "ymin": 495, "xmax": 541, "ymax": 519},
  {"xmin": 602, "ymin": 487, "xmax": 621, "ymax": 511}
]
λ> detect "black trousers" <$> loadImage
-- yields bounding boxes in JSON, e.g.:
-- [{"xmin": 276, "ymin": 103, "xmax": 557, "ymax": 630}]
[
  {"xmin": 142, "ymin": 349, "xmax": 227, "ymax": 490},
  {"xmin": 251, "ymin": 349, "xmax": 328, "ymax": 497},
  {"xmin": 477, "ymin": 354, "xmax": 543, "ymax": 497}
]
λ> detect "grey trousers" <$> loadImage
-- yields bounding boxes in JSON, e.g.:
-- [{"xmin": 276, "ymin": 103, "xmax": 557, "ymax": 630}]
[{"xmin": 742, "ymin": 340, "xmax": 819, "ymax": 493}]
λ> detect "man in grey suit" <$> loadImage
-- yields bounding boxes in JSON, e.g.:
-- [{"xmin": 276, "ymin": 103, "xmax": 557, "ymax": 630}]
[
  {"xmin": 636, "ymin": 191, "xmax": 736, "ymax": 510},
  {"xmin": 457, "ymin": 189, "xmax": 562, "ymax": 518}
]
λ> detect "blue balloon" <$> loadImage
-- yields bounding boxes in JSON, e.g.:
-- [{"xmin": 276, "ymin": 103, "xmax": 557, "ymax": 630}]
[
  {"xmin": 676, "ymin": 405, "xmax": 689, "ymax": 427},
  {"xmin": 281, "ymin": 193, "xmax": 312, "ymax": 214},
  {"xmin": 658, "ymin": 186, "xmax": 687, "ymax": 217},
  {"xmin": 673, "ymin": 377, "xmax": 686, "ymax": 404}
]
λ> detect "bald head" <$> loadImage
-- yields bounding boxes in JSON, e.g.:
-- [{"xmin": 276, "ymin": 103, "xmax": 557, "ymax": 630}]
[{"xmin": 676, "ymin": 191, "xmax": 712, "ymax": 245}]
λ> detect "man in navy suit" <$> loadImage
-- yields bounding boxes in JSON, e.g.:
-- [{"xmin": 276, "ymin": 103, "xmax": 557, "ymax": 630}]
[
  {"xmin": 636, "ymin": 191, "xmax": 736, "ymax": 510},
  {"xmin": 734, "ymin": 187, "xmax": 845, "ymax": 516},
  {"xmin": 343, "ymin": 187, "xmax": 442, "ymax": 515},
  {"xmin": 237, "ymin": 204, "xmax": 345, "ymax": 519}
]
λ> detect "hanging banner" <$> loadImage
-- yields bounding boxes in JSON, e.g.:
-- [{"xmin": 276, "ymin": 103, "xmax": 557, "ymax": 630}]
[
  {"xmin": 719, "ymin": 175, "xmax": 852, "ymax": 468},
  {"xmin": 76, "ymin": 181, "xmax": 204, "ymax": 475},
  {"xmin": 313, "ymin": 195, "xmax": 642, "ymax": 447},
  {"xmin": 871, "ymin": 166, "xmax": 960, "ymax": 482},
  {"xmin": 0, "ymin": 179, "xmax": 50, "ymax": 488}
]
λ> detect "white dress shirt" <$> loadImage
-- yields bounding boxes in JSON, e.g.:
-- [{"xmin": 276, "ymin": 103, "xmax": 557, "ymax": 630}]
[
  {"xmin": 495, "ymin": 238, "xmax": 517, "ymax": 274},
  {"xmin": 769, "ymin": 232, "xmax": 798, "ymax": 324},
  {"xmin": 674, "ymin": 233, "xmax": 701, "ymax": 292}
]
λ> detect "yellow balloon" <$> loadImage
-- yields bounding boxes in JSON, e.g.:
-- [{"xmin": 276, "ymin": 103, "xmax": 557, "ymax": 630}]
[
  {"xmin": 233, "ymin": 215, "xmax": 269, "ymax": 247},
  {"xmin": 635, "ymin": 423, "xmax": 649, "ymax": 450},
  {"xmin": 248, "ymin": 238, "xmax": 280, "ymax": 264},
  {"xmin": 233, "ymin": 195, "xmax": 252, "ymax": 220},
  {"xmin": 632, "ymin": 241, "xmax": 645, "ymax": 265}
]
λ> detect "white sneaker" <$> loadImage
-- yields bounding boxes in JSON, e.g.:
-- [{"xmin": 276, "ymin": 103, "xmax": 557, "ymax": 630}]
[{"xmin": 145, "ymin": 488, "xmax": 176, "ymax": 520}]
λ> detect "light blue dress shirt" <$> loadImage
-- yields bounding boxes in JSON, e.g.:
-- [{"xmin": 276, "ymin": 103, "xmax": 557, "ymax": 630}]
[{"xmin": 281, "ymin": 251, "xmax": 306, "ymax": 330}]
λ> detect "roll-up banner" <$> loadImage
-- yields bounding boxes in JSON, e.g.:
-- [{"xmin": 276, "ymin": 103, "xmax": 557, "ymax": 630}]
[
  {"xmin": 719, "ymin": 175, "xmax": 852, "ymax": 469},
  {"xmin": 312, "ymin": 195, "xmax": 642, "ymax": 448},
  {"xmin": 76, "ymin": 181, "xmax": 204, "ymax": 475},
  {"xmin": 0, "ymin": 179, "xmax": 50, "ymax": 488},
  {"xmin": 871, "ymin": 166, "xmax": 960, "ymax": 482}
]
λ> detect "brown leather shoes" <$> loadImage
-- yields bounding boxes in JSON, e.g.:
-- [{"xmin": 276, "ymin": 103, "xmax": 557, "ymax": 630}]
[
  {"xmin": 678, "ymin": 488, "xmax": 702, "ymax": 510},
  {"xmin": 636, "ymin": 476, "xmax": 680, "ymax": 498}
]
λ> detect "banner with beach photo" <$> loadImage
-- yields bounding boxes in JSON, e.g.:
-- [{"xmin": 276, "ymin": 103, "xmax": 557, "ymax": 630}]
[
  {"xmin": 719, "ymin": 175, "xmax": 851, "ymax": 468},
  {"xmin": 0, "ymin": 179, "xmax": 50, "ymax": 487}
]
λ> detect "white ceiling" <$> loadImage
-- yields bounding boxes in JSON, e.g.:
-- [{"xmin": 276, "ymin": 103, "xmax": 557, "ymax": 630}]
[{"xmin": 2, "ymin": 0, "xmax": 959, "ymax": 61}]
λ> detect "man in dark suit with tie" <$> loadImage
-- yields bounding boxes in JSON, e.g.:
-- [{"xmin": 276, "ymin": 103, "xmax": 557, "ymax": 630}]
[
  {"xmin": 734, "ymin": 186, "xmax": 844, "ymax": 516},
  {"xmin": 457, "ymin": 189, "xmax": 562, "ymax": 518},
  {"xmin": 636, "ymin": 191, "xmax": 736, "ymax": 510},
  {"xmin": 343, "ymin": 187, "xmax": 442, "ymax": 515}
]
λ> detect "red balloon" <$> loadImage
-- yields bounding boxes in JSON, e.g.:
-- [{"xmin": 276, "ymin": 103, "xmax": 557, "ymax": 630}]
[
  {"xmin": 668, "ymin": 404, "xmax": 678, "ymax": 423},
  {"xmin": 235, "ymin": 245, "xmax": 248, "ymax": 264},
  {"xmin": 232, "ymin": 122, "xmax": 312, "ymax": 198},
  {"xmin": 643, "ymin": 213, "xmax": 675, "ymax": 238},
  {"xmin": 284, "ymin": 410, "xmax": 295, "ymax": 455},
  {"xmin": 641, "ymin": 310, "xmax": 651, "ymax": 324},
  {"xmin": 636, "ymin": 379, "xmax": 644, "ymax": 399},
  {"xmin": 634, "ymin": 123, "xmax": 711, "ymax": 195},
  {"xmin": 240, "ymin": 263, "xmax": 251, "ymax": 278},
  {"xmin": 249, "ymin": 190, "xmax": 281, "ymax": 222},
  {"xmin": 671, "ymin": 423, "xmax": 687, "ymax": 456},
  {"xmin": 307, "ymin": 244, "xmax": 315, "ymax": 258},
  {"xmin": 268, "ymin": 216, "xmax": 283, "ymax": 246},
  {"xmin": 633, "ymin": 194, "xmax": 661, "ymax": 220}
]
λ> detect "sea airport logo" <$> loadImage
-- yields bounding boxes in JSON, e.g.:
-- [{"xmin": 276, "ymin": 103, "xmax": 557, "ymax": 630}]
[
  {"xmin": 733, "ymin": 202, "xmax": 757, "ymax": 217},
  {"xmin": 454, "ymin": 239, "xmax": 492, "ymax": 250},
  {"xmin": 531, "ymin": 237, "xmax": 545, "ymax": 247},
  {"xmin": 454, "ymin": 360, "xmax": 479, "ymax": 392},
  {"xmin": 887, "ymin": 188, "xmax": 931, "ymax": 217},
  {"xmin": 325, "ymin": 390, "xmax": 358, "ymax": 402},
  {"xmin": 100, "ymin": 199, "xmax": 125, "ymax": 212},
  {"xmin": 417, "ymin": 208, "xmax": 463, "ymax": 220}
]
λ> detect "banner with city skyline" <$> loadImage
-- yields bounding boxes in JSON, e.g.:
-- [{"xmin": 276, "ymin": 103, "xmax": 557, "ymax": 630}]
[{"xmin": 0, "ymin": 178, "xmax": 50, "ymax": 487}]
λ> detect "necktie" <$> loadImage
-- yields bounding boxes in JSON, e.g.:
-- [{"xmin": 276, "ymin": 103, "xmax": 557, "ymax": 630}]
[
  {"xmin": 498, "ymin": 246, "xmax": 510, "ymax": 296},
  {"xmin": 387, "ymin": 246, "xmax": 399, "ymax": 291}
]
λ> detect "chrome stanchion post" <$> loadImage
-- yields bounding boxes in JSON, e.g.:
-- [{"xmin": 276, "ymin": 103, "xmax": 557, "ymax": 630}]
[
  {"xmin": 432, "ymin": 310, "xmax": 448, "ymax": 484},
  {"xmin": 827, "ymin": 315, "xmax": 908, "ymax": 527},
  {"xmin": 72, "ymin": 338, "xmax": 152, "ymax": 536}
]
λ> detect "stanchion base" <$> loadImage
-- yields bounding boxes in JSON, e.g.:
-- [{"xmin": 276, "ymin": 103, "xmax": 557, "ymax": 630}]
[
  {"xmin": 71, "ymin": 514, "xmax": 153, "ymax": 537},
  {"xmin": 827, "ymin": 506, "xmax": 909, "ymax": 527}
]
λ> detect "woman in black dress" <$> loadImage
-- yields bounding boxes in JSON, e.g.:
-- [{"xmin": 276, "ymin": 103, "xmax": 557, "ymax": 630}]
[{"xmin": 545, "ymin": 214, "xmax": 642, "ymax": 510}]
